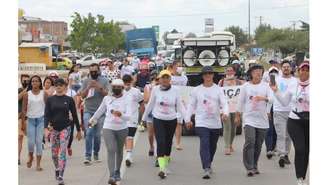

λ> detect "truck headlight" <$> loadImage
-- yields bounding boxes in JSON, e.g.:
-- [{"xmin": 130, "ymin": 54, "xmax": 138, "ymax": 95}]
[
  {"xmin": 218, "ymin": 50, "xmax": 230, "ymax": 66},
  {"xmin": 198, "ymin": 50, "xmax": 216, "ymax": 66},
  {"xmin": 183, "ymin": 50, "xmax": 197, "ymax": 67}
]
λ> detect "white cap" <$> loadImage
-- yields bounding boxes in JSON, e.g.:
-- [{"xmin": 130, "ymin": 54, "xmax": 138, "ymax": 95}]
[
  {"xmin": 111, "ymin": 79, "xmax": 124, "ymax": 86},
  {"xmin": 232, "ymin": 60, "xmax": 240, "ymax": 64},
  {"xmin": 48, "ymin": 71, "xmax": 59, "ymax": 77}
]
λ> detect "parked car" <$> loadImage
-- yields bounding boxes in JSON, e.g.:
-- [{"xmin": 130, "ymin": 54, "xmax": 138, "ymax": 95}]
[{"xmin": 76, "ymin": 55, "xmax": 107, "ymax": 67}]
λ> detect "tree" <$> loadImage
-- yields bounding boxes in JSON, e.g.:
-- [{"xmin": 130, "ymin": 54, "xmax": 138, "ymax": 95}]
[
  {"xmin": 224, "ymin": 26, "xmax": 248, "ymax": 47},
  {"xmin": 300, "ymin": 21, "xmax": 309, "ymax": 31},
  {"xmin": 256, "ymin": 28, "xmax": 309, "ymax": 57},
  {"xmin": 254, "ymin": 24, "xmax": 272, "ymax": 42},
  {"xmin": 68, "ymin": 12, "xmax": 125, "ymax": 55},
  {"xmin": 185, "ymin": 32, "xmax": 197, "ymax": 38}
]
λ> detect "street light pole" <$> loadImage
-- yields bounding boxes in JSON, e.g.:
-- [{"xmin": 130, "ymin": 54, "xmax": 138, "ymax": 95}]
[{"xmin": 248, "ymin": 0, "xmax": 251, "ymax": 44}]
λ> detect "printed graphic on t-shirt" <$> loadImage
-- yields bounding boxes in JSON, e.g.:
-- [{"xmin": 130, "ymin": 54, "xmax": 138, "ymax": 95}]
[
  {"xmin": 222, "ymin": 86, "xmax": 241, "ymax": 113},
  {"xmin": 279, "ymin": 82, "xmax": 288, "ymax": 93},
  {"xmin": 249, "ymin": 90, "xmax": 260, "ymax": 111},
  {"xmin": 296, "ymin": 88, "xmax": 309, "ymax": 112},
  {"xmin": 111, "ymin": 103, "xmax": 122, "ymax": 123},
  {"xmin": 202, "ymin": 94, "xmax": 215, "ymax": 118},
  {"xmin": 159, "ymin": 97, "xmax": 170, "ymax": 115}
]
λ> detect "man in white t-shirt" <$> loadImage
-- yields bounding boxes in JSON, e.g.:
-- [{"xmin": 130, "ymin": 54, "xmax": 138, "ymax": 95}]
[
  {"xmin": 270, "ymin": 60, "xmax": 298, "ymax": 168},
  {"xmin": 235, "ymin": 64, "xmax": 272, "ymax": 177},
  {"xmin": 121, "ymin": 58, "xmax": 136, "ymax": 78}
]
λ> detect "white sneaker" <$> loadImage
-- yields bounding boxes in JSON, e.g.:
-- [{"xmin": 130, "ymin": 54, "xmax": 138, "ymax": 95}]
[
  {"xmin": 297, "ymin": 178, "xmax": 306, "ymax": 185},
  {"xmin": 164, "ymin": 167, "xmax": 172, "ymax": 175}
]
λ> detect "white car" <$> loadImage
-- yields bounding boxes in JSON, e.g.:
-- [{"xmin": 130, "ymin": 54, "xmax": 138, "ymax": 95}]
[{"xmin": 76, "ymin": 55, "xmax": 107, "ymax": 67}]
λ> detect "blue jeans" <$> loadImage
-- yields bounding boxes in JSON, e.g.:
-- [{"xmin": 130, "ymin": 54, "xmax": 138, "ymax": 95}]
[
  {"xmin": 83, "ymin": 112, "xmax": 104, "ymax": 158},
  {"xmin": 195, "ymin": 127, "xmax": 220, "ymax": 170},
  {"xmin": 27, "ymin": 116, "xmax": 44, "ymax": 156},
  {"xmin": 71, "ymin": 84, "xmax": 81, "ymax": 93}
]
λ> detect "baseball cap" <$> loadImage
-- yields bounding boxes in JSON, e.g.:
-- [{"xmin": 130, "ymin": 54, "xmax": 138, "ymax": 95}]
[
  {"xmin": 201, "ymin": 66, "xmax": 214, "ymax": 74},
  {"xmin": 158, "ymin": 70, "xmax": 172, "ymax": 78},
  {"xmin": 299, "ymin": 62, "xmax": 309, "ymax": 69},
  {"xmin": 48, "ymin": 71, "xmax": 59, "ymax": 77},
  {"xmin": 111, "ymin": 79, "xmax": 124, "ymax": 86}
]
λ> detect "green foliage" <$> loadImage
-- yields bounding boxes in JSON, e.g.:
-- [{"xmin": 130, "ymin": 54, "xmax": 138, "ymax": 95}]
[
  {"xmin": 254, "ymin": 24, "xmax": 272, "ymax": 42},
  {"xmin": 224, "ymin": 26, "xmax": 248, "ymax": 47},
  {"xmin": 68, "ymin": 12, "xmax": 125, "ymax": 55},
  {"xmin": 256, "ymin": 27, "xmax": 309, "ymax": 56}
]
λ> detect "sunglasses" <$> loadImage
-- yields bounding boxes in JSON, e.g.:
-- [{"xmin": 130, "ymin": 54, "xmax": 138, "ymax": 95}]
[{"xmin": 101, "ymin": 64, "xmax": 108, "ymax": 66}]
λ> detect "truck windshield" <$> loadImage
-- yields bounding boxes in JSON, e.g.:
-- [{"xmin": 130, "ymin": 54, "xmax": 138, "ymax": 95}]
[{"xmin": 129, "ymin": 40, "xmax": 153, "ymax": 50}]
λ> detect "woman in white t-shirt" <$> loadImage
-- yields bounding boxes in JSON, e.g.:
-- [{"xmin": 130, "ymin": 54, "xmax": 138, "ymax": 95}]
[
  {"xmin": 68, "ymin": 64, "xmax": 82, "ymax": 92},
  {"xmin": 168, "ymin": 61, "xmax": 188, "ymax": 150},
  {"xmin": 141, "ymin": 70, "xmax": 186, "ymax": 179},
  {"xmin": 270, "ymin": 62, "xmax": 309, "ymax": 185},
  {"xmin": 218, "ymin": 66, "xmax": 244, "ymax": 155}
]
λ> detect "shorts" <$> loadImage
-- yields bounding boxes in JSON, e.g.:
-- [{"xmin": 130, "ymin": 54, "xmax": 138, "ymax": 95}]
[{"xmin": 128, "ymin": 127, "xmax": 138, "ymax": 137}]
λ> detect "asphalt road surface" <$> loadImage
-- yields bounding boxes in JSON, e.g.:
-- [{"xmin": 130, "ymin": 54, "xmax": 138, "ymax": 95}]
[{"xmin": 19, "ymin": 128, "xmax": 309, "ymax": 185}]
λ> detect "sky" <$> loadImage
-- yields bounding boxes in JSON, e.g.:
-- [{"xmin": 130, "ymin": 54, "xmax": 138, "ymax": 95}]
[{"xmin": 19, "ymin": 0, "xmax": 309, "ymax": 38}]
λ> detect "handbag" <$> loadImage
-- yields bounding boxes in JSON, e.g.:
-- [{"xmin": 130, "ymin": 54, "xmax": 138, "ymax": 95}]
[{"xmin": 292, "ymin": 111, "xmax": 309, "ymax": 121}]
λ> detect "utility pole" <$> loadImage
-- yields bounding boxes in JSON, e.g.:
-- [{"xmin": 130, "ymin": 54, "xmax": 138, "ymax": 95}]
[
  {"xmin": 255, "ymin": 16, "xmax": 264, "ymax": 26},
  {"xmin": 248, "ymin": 0, "xmax": 251, "ymax": 44}
]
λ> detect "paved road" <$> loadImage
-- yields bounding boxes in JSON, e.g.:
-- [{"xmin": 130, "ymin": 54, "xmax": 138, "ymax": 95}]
[{"xmin": 19, "ymin": 129, "xmax": 308, "ymax": 185}]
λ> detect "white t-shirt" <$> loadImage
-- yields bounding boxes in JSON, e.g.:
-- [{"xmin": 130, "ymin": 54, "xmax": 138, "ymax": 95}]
[
  {"xmin": 237, "ymin": 82, "xmax": 272, "ymax": 129},
  {"xmin": 91, "ymin": 94, "xmax": 132, "ymax": 130},
  {"xmin": 185, "ymin": 84, "xmax": 228, "ymax": 129},
  {"xmin": 124, "ymin": 87, "xmax": 144, "ymax": 127},
  {"xmin": 142, "ymin": 86, "xmax": 186, "ymax": 121},
  {"xmin": 121, "ymin": 65, "xmax": 135, "ymax": 78},
  {"xmin": 69, "ymin": 72, "xmax": 82, "ymax": 85},
  {"xmin": 131, "ymin": 58, "xmax": 140, "ymax": 70},
  {"xmin": 171, "ymin": 75, "xmax": 188, "ymax": 86},
  {"xmin": 271, "ymin": 76, "xmax": 298, "ymax": 112},
  {"xmin": 274, "ymin": 81, "xmax": 309, "ymax": 120}
]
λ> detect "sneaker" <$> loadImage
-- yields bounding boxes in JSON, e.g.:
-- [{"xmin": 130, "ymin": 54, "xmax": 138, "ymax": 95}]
[
  {"xmin": 253, "ymin": 168, "xmax": 260, "ymax": 175},
  {"xmin": 155, "ymin": 159, "xmax": 159, "ymax": 167},
  {"xmin": 108, "ymin": 177, "xmax": 117, "ymax": 185},
  {"xmin": 55, "ymin": 170, "xmax": 60, "ymax": 180},
  {"xmin": 125, "ymin": 159, "xmax": 132, "ymax": 167},
  {"xmin": 266, "ymin": 151, "xmax": 273, "ymax": 159},
  {"xmin": 284, "ymin": 155, "xmax": 291, "ymax": 165},
  {"xmin": 164, "ymin": 167, "xmax": 172, "ymax": 175},
  {"xmin": 83, "ymin": 158, "xmax": 92, "ymax": 165},
  {"xmin": 148, "ymin": 150, "xmax": 154, "ymax": 157},
  {"xmin": 297, "ymin": 178, "xmax": 306, "ymax": 185},
  {"xmin": 209, "ymin": 167, "xmax": 213, "ymax": 174},
  {"xmin": 247, "ymin": 170, "xmax": 254, "ymax": 177},
  {"xmin": 94, "ymin": 155, "xmax": 101, "ymax": 163},
  {"xmin": 279, "ymin": 156, "xmax": 285, "ymax": 168},
  {"xmin": 158, "ymin": 171, "xmax": 166, "ymax": 179},
  {"xmin": 202, "ymin": 169, "xmax": 211, "ymax": 179},
  {"xmin": 57, "ymin": 177, "xmax": 65, "ymax": 185},
  {"xmin": 114, "ymin": 170, "xmax": 121, "ymax": 181},
  {"xmin": 67, "ymin": 148, "xmax": 72, "ymax": 156}
]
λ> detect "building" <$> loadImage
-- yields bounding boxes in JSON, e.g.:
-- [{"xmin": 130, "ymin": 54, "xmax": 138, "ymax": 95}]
[{"xmin": 18, "ymin": 16, "xmax": 68, "ymax": 44}]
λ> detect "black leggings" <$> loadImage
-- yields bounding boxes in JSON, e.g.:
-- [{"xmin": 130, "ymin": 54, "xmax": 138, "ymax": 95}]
[
  {"xmin": 68, "ymin": 123, "xmax": 74, "ymax": 149},
  {"xmin": 153, "ymin": 118, "xmax": 177, "ymax": 157},
  {"xmin": 287, "ymin": 118, "xmax": 309, "ymax": 179}
]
